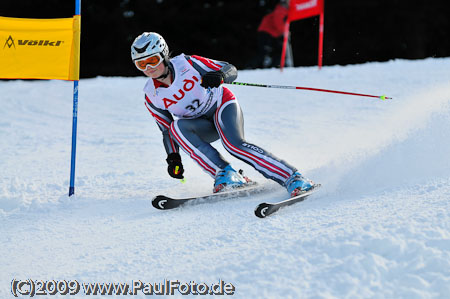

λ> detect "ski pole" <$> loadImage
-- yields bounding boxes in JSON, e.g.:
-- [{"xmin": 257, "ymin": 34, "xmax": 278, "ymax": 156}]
[{"xmin": 229, "ymin": 82, "xmax": 392, "ymax": 100}]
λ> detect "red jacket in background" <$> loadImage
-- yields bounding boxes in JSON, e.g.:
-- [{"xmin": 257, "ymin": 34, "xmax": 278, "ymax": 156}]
[{"xmin": 257, "ymin": 4, "xmax": 288, "ymax": 38}]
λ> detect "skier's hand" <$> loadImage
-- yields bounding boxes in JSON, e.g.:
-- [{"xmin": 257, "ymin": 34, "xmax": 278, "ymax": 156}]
[
  {"xmin": 166, "ymin": 153, "xmax": 184, "ymax": 179},
  {"xmin": 201, "ymin": 71, "xmax": 224, "ymax": 88}
]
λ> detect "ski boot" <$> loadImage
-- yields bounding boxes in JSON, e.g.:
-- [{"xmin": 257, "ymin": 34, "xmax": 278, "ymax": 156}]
[
  {"xmin": 285, "ymin": 171, "xmax": 314, "ymax": 197},
  {"xmin": 213, "ymin": 165, "xmax": 251, "ymax": 193}
]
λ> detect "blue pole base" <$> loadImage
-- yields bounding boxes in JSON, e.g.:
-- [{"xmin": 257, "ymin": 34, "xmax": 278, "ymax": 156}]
[{"xmin": 69, "ymin": 186, "xmax": 75, "ymax": 197}]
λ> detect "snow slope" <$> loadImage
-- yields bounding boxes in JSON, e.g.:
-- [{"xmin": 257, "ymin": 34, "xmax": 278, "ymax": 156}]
[{"xmin": 1, "ymin": 58, "xmax": 450, "ymax": 298}]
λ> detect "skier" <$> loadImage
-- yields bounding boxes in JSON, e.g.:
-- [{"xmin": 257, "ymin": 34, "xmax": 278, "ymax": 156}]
[{"xmin": 131, "ymin": 32, "xmax": 314, "ymax": 197}]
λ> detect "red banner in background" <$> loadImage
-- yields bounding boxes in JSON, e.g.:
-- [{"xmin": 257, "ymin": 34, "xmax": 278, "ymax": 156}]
[
  {"xmin": 281, "ymin": 0, "xmax": 325, "ymax": 70},
  {"xmin": 288, "ymin": 0, "xmax": 324, "ymax": 21}
]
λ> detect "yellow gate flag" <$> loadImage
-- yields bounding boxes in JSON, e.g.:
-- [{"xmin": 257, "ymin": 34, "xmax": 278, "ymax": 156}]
[{"xmin": 0, "ymin": 15, "xmax": 80, "ymax": 80}]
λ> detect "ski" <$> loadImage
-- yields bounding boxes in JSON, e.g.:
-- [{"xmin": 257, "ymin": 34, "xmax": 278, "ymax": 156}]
[
  {"xmin": 254, "ymin": 184, "xmax": 321, "ymax": 218},
  {"xmin": 152, "ymin": 182, "xmax": 267, "ymax": 210}
]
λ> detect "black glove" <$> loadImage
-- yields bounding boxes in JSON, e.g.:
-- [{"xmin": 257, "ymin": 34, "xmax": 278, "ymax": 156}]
[
  {"xmin": 201, "ymin": 71, "xmax": 224, "ymax": 88},
  {"xmin": 166, "ymin": 153, "xmax": 184, "ymax": 179}
]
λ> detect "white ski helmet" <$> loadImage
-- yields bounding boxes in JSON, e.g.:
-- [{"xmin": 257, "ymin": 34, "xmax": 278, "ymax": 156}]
[{"xmin": 131, "ymin": 32, "xmax": 169, "ymax": 61}]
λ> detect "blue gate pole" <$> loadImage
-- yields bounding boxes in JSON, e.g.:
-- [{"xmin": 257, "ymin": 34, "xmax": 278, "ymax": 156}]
[
  {"xmin": 69, "ymin": 81, "xmax": 78, "ymax": 196},
  {"xmin": 69, "ymin": 0, "xmax": 81, "ymax": 197}
]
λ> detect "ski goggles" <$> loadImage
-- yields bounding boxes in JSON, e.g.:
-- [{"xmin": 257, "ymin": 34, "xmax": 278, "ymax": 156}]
[{"xmin": 134, "ymin": 53, "xmax": 163, "ymax": 70}]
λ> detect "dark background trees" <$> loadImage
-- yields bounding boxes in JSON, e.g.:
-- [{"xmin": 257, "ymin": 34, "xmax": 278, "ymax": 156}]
[{"xmin": 1, "ymin": 0, "xmax": 449, "ymax": 78}]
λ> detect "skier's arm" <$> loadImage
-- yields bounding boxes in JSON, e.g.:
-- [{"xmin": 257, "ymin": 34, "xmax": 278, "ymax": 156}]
[
  {"xmin": 144, "ymin": 95, "xmax": 179, "ymax": 155},
  {"xmin": 185, "ymin": 55, "xmax": 237, "ymax": 87},
  {"xmin": 145, "ymin": 96, "xmax": 185, "ymax": 179}
]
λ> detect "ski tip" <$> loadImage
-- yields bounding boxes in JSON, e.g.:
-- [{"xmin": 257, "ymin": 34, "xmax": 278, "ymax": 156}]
[
  {"xmin": 254, "ymin": 203, "xmax": 271, "ymax": 218},
  {"xmin": 254, "ymin": 183, "xmax": 322, "ymax": 218},
  {"xmin": 152, "ymin": 195, "xmax": 169, "ymax": 210}
]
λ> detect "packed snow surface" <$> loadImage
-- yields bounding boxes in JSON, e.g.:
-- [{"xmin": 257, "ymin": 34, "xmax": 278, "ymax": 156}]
[{"xmin": 1, "ymin": 58, "xmax": 450, "ymax": 298}]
